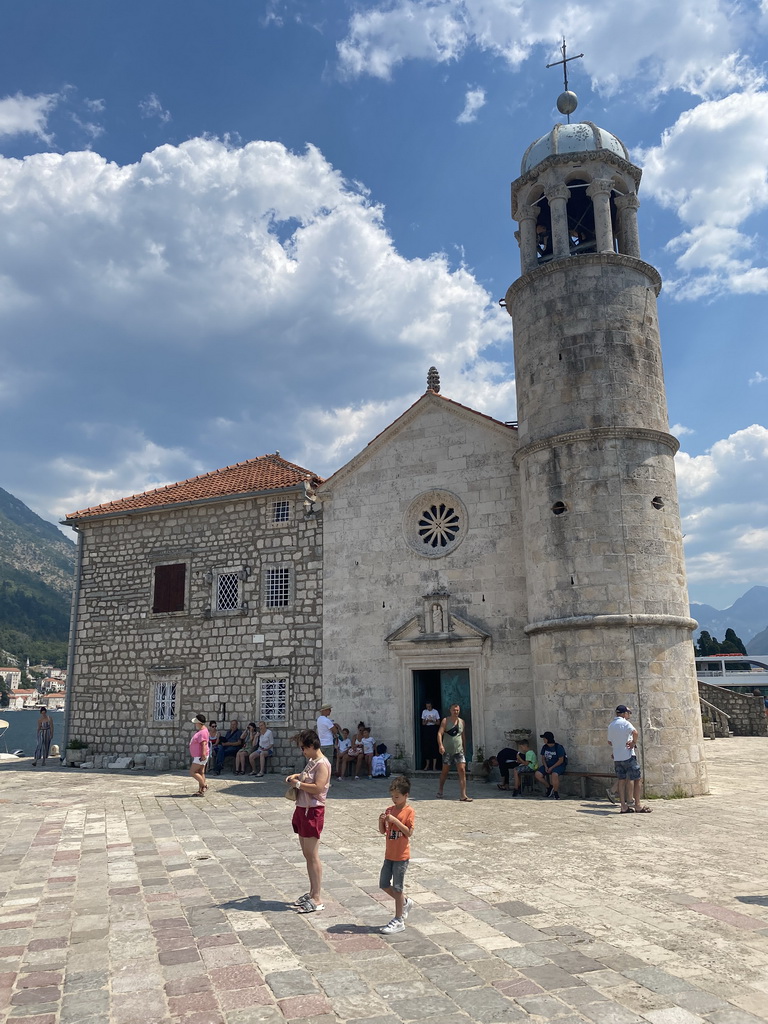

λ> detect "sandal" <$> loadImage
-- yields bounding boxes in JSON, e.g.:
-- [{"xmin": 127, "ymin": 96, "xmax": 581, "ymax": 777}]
[
  {"xmin": 436, "ymin": 792, "xmax": 444, "ymax": 798},
  {"xmin": 620, "ymin": 807, "xmax": 635, "ymax": 813},
  {"xmin": 296, "ymin": 899, "xmax": 324, "ymax": 914},
  {"xmin": 460, "ymin": 797, "xmax": 474, "ymax": 802},
  {"xmin": 635, "ymin": 805, "xmax": 652, "ymax": 813},
  {"xmin": 497, "ymin": 784, "xmax": 509, "ymax": 791}
]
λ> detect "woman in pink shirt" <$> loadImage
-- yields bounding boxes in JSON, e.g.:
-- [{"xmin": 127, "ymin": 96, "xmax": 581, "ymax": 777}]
[{"xmin": 189, "ymin": 714, "xmax": 210, "ymax": 796}]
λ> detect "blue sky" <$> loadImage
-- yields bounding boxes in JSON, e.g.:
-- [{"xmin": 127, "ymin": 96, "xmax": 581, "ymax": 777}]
[{"xmin": 1, "ymin": 0, "xmax": 766, "ymax": 609}]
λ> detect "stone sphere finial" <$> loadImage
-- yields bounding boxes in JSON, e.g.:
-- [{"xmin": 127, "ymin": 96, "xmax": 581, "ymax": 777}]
[
  {"xmin": 557, "ymin": 90, "xmax": 578, "ymax": 116},
  {"xmin": 426, "ymin": 366, "xmax": 441, "ymax": 393}
]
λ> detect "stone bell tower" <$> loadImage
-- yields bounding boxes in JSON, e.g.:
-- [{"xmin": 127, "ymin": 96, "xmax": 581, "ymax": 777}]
[{"xmin": 504, "ymin": 89, "xmax": 708, "ymax": 795}]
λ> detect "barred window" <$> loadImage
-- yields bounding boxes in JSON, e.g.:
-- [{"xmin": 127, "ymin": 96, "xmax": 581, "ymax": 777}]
[
  {"xmin": 272, "ymin": 499, "xmax": 290, "ymax": 522},
  {"xmin": 260, "ymin": 678, "xmax": 287, "ymax": 722},
  {"xmin": 153, "ymin": 680, "xmax": 177, "ymax": 721},
  {"xmin": 265, "ymin": 567, "xmax": 290, "ymax": 608},
  {"xmin": 216, "ymin": 571, "xmax": 240, "ymax": 611}
]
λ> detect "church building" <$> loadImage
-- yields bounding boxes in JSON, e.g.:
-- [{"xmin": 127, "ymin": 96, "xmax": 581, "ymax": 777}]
[{"xmin": 64, "ymin": 99, "xmax": 708, "ymax": 796}]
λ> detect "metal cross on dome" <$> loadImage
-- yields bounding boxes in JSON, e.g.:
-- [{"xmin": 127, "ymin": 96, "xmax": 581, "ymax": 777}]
[{"xmin": 546, "ymin": 38, "xmax": 583, "ymax": 123}]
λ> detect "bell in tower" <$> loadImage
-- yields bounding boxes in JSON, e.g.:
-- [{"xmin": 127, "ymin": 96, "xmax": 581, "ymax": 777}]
[{"xmin": 504, "ymin": 53, "xmax": 708, "ymax": 797}]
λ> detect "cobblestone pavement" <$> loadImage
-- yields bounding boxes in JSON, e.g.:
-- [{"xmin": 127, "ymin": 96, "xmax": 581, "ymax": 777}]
[{"xmin": 1, "ymin": 738, "xmax": 767, "ymax": 1024}]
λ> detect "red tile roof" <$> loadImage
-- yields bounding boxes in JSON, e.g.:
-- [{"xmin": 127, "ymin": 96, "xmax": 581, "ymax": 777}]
[{"xmin": 66, "ymin": 454, "xmax": 323, "ymax": 521}]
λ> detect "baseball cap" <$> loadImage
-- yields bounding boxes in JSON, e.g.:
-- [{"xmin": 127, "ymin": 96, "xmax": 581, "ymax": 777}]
[
  {"xmin": 539, "ymin": 731, "xmax": 555, "ymax": 742},
  {"xmin": 615, "ymin": 705, "xmax": 631, "ymax": 714}
]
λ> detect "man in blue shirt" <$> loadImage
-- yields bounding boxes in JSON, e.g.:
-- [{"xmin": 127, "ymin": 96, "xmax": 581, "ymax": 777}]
[
  {"xmin": 213, "ymin": 719, "xmax": 242, "ymax": 774},
  {"xmin": 535, "ymin": 731, "xmax": 567, "ymax": 800}
]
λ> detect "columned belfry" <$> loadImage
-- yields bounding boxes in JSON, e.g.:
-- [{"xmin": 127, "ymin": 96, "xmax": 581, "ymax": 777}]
[{"xmin": 504, "ymin": 87, "xmax": 708, "ymax": 795}]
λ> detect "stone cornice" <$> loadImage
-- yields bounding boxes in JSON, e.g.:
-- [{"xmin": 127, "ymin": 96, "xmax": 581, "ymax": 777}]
[
  {"xmin": 505, "ymin": 252, "xmax": 662, "ymax": 302},
  {"xmin": 525, "ymin": 613, "xmax": 698, "ymax": 636},
  {"xmin": 513, "ymin": 426, "xmax": 680, "ymax": 467},
  {"xmin": 511, "ymin": 149, "xmax": 642, "ymax": 213}
]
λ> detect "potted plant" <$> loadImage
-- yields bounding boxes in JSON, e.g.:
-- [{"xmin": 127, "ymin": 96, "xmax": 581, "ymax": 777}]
[{"xmin": 65, "ymin": 739, "xmax": 88, "ymax": 766}]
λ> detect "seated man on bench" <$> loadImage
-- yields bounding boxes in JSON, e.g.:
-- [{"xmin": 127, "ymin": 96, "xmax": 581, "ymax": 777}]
[
  {"xmin": 535, "ymin": 731, "xmax": 567, "ymax": 800},
  {"xmin": 213, "ymin": 719, "xmax": 242, "ymax": 774}
]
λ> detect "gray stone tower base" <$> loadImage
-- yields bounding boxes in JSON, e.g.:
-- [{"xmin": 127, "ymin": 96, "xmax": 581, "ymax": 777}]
[{"xmin": 506, "ymin": 124, "xmax": 708, "ymax": 796}]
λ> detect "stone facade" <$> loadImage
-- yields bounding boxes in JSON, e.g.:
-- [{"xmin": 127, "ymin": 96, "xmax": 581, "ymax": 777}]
[
  {"xmin": 320, "ymin": 394, "xmax": 532, "ymax": 762},
  {"xmin": 67, "ymin": 487, "xmax": 322, "ymax": 767},
  {"xmin": 64, "ymin": 116, "xmax": 710, "ymax": 797},
  {"xmin": 698, "ymin": 681, "xmax": 768, "ymax": 737}
]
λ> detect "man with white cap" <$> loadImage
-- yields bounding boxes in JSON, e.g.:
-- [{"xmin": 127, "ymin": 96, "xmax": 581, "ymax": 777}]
[
  {"xmin": 316, "ymin": 703, "xmax": 339, "ymax": 763},
  {"xmin": 607, "ymin": 705, "xmax": 651, "ymax": 814}
]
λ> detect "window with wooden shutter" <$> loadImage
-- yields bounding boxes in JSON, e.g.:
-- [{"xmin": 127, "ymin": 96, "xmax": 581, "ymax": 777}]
[{"xmin": 152, "ymin": 563, "xmax": 186, "ymax": 613}]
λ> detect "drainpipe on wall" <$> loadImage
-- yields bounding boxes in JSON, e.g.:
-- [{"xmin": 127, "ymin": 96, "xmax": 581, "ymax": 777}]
[{"xmin": 61, "ymin": 524, "xmax": 84, "ymax": 759}]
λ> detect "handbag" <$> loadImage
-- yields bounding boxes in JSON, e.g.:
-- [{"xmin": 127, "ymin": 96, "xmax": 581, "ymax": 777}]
[{"xmin": 284, "ymin": 785, "xmax": 298, "ymax": 802}]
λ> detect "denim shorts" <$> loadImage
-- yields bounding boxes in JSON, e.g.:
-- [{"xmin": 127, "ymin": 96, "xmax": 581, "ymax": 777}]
[
  {"xmin": 380, "ymin": 858, "xmax": 409, "ymax": 892},
  {"xmin": 614, "ymin": 755, "xmax": 641, "ymax": 781}
]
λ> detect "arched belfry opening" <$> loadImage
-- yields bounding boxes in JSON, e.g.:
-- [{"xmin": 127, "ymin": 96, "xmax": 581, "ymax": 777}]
[{"xmin": 565, "ymin": 180, "xmax": 597, "ymax": 254}]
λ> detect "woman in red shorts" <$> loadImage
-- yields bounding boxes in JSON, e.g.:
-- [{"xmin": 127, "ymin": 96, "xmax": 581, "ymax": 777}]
[{"xmin": 286, "ymin": 729, "xmax": 331, "ymax": 914}]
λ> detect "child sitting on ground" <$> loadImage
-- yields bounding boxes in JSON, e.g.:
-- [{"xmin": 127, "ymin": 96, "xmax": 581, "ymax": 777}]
[
  {"xmin": 378, "ymin": 776, "xmax": 415, "ymax": 934},
  {"xmin": 371, "ymin": 743, "xmax": 391, "ymax": 778}
]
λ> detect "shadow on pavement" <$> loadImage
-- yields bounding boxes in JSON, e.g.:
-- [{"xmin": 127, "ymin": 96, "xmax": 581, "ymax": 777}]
[
  {"xmin": 219, "ymin": 895, "xmax": 292, "ymax": 913},
  {"xmin": 325, "ymin": 923, "xmax": 382, "ymax": 934},
  {"xmin": 736, "ymin": 895, "xmax": 768, "ymax": 906}
]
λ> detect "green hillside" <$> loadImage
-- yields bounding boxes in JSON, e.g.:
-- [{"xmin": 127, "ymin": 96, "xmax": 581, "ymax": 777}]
[{"xmin": 0, "ymin": 488, "xmax": 76, "ymax": 668}]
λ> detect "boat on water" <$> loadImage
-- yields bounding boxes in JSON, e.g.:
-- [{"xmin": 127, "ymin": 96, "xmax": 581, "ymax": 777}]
[
  {"xmin": 0, "ymin": 718, "xmax": 24, "ymax": 761},
  {"xmin": 695, "ymin": 654, "xmax": 768, "ymax": 696}
]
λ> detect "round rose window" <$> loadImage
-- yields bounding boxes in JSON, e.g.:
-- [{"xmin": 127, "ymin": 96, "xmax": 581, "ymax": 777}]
[{"xmin": 403, "ymin": 490, "xmax": 467, "ymax": 558}]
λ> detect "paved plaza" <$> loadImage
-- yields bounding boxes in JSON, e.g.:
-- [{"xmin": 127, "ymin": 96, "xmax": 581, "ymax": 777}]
[{"xmin": 1, "ymin": 737, "xmax": 767, "ymax": 1024}]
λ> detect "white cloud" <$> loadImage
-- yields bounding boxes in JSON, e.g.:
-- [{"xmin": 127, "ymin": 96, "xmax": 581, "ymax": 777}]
[
  {"xmin": 749, "ymin": 371, "xmax": 767, "ymax": 385},
  {"xmin": 0, "ymin": 137, "xmax": 513, "ymax": 516},
  {"xmin": 337, "ymin": 0, "xmax": 761, "ymax": 99},
  {"xmin": 49, "ymin": 433, "xmax": 204, "ymax": 519},
  {"xmin": 0, "ymin": 92, "xmax": 59, "ymax": 141},
  {"xmin": 456, "ymin": 86, "xmax": 485, "ymax": 124},
  {"xmin": 676, "ymin": 425, "xmax": 768, "ymax": 591},
  {"xmin": 139, "ymin": 93, "xmax": 171, "ymax": 123},
  {"xmin": 671, "ymin": 423, "xmax": 694, "ymax": 436},
  {"xmin": 638, "ymin": 90, "xmax": 768, "ymax": 298}
]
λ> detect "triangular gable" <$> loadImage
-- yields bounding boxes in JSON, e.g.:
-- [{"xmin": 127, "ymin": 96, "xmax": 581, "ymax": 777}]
[
  {"xmin": 385, "ymin": 612, "xmax": 490, "ymax": 648},
  {"xmin": 319, "ymin": 390, "xmax": 516, "ymax": 494}
]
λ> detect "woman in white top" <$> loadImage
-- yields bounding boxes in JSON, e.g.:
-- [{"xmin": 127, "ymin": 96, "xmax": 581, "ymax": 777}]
[
  {"xmin": 421, "ymin": 701, "xmax": 440, "ymax": 770},
  {"xmin": 249, "ymin": 720, "xmax": 274, "ymax": 777}
]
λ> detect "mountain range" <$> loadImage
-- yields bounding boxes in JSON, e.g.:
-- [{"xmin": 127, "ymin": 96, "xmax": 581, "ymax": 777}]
[
  {"xmin": 690, "ymin": 586, "xmax": 768, "ymax": 653},
  {"xmin": 0, "ymin": 487, "xmax": 75, "ymax": 668}
]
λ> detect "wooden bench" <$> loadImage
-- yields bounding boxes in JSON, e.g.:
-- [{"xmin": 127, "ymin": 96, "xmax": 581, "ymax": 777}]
[{"xmin": 562, "ymin": 771, "xmax": 615, "ymax": 798}]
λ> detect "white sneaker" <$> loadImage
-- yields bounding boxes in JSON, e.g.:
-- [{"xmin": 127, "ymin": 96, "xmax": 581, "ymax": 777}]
[
  {"xmin": 402, "ymin": 897, "xmax": 414, "ymax": 919},
  {"xmin": 380, "ymin": 917, "xmax": 405, "ymax": 934}
]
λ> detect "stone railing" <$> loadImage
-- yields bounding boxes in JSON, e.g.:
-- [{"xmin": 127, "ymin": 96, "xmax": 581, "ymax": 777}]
[{"xmin": 699, "ymin": 696, "xmax": 731, "ymax": 739}]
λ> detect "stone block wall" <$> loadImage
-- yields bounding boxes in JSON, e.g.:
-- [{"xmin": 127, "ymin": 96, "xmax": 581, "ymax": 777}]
[
  {"xmin": 67, "ymin": 489, "xmax": 322, "ymax": 766},
  {"xmin": 698, "ymin": 681, "xmax": 768, "ymax": 737},
  {"xmin": 321, "ymin": 395, "xmax": 533, "ymax": 765}
]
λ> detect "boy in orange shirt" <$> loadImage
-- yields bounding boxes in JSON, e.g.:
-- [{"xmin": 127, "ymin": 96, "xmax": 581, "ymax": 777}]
[{"xmin": 378, "ymin": 775, "xmax": 415, "ymax": 934}]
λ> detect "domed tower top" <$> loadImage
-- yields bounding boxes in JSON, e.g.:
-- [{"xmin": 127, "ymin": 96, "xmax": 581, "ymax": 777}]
[
  {"xmin": 521, "ymin": 121, "xmax": 629, "ymax": 175},
  {"xmin": 509, "ymin": 41, "xmax": 645, "ymax": 277}
]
